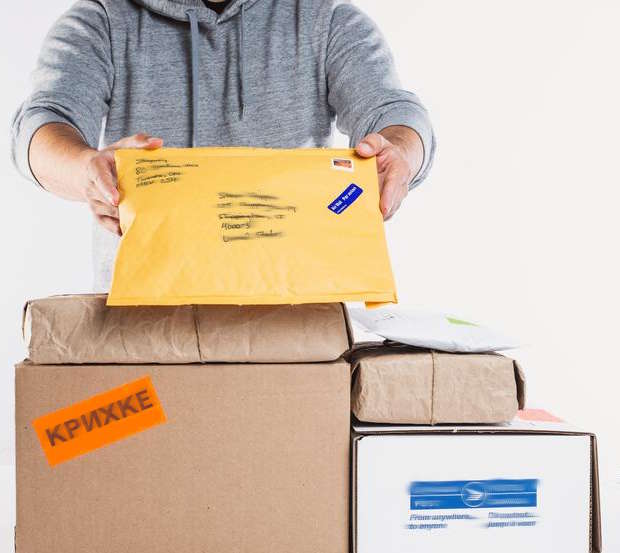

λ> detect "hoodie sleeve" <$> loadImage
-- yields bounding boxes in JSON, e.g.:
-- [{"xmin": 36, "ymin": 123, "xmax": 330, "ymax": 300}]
[
  {"xmin": 10, "ymin": 1, "xmax": 113, "ymax": 185},
  {"xmin": 325, "ymin": 3, "xmax": 435, "ymax": 188}
]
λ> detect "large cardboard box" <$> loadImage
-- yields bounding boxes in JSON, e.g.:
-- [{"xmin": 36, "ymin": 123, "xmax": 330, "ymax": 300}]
[
  {"xmin": 16, "ymin": 360, "xmax": 351, "ymax": 553},
  {"xmin": 351, "ymin": 411, "xmax": 601, "ymax": 553}
]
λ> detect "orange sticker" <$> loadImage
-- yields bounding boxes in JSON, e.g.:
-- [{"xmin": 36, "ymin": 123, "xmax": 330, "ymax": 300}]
[{"xmin": 32, "ymin": 376, "xmax": 166, "ymax": 466}]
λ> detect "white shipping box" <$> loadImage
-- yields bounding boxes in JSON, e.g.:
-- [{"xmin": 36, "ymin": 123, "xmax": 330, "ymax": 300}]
[{"xmin": 352, "ymin": 411, "xmax": 601, "ymax": 553}]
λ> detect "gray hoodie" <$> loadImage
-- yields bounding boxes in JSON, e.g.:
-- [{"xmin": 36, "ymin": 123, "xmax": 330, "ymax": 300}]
[{"xmin": 11, "ymin": 0, "xmax": 435, "ymax": 291}]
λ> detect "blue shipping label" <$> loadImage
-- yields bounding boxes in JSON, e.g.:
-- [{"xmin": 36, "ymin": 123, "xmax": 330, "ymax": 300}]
[
  {"xmin": 409, "ymin": 479, "xmax": 539, "ymax": 510},
  {"xmin": 328, "ymin": 184, "xmax": 363, "ymax": 214}
]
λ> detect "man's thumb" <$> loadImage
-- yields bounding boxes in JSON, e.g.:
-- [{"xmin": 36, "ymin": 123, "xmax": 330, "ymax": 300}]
[
  {"xmin": 356, "ymin": 133, "xmax": 388, "ymax": 157},
  {"xmin": 108, "ymin": 133, "xmax": 163, "ymax": 151}
]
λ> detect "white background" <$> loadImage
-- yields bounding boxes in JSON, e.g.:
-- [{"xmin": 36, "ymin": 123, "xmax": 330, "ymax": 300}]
[{"xmin": 1, "ymin": 1, "xmax": 619, "ymax": 551}]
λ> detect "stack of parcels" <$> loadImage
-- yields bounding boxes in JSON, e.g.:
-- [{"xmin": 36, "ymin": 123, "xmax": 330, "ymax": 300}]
[
  {"xmin": 16, "ymin": 295, "xmax": 352, "ymax": 553},
  {"xmin": 14, "ymin": 148, "xmax": 600, "ymax": 553},
  {"xmin": 15, "ymin": 296, "xmax": 602, "ymax": 553},
  {"xmin": 347, "ymin": 345, "xmax": 601, "ymax": 552}
]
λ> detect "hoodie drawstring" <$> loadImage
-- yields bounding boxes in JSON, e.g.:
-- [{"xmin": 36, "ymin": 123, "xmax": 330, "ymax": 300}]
[
  {"xmin": 186, "ymin": 8, "xmax": 200, "ymax": 147},
  {"xmin": 186, "ymin": 5, "xmax": 247, "ymax": 145},
  {"xmin": 239, "ymin": 3, "xmax": 246, "ymax": 120}
]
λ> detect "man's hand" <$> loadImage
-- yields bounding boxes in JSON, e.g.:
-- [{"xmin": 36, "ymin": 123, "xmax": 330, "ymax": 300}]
[
  {"xmin": 356, "ymin": 125, "xmax": 424, "ymax": 220},
  {"xmin": 30, "ymin": 123, "xmax": 162, "ymax": 236},
  {"xmin": 83, "ymin": 134, "xmax": 163, "ymax": 235}
]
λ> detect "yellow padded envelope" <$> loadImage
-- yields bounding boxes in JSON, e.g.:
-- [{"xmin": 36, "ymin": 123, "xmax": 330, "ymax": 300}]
[{"xmin": 108, "ymin": 147, "xmax": 397, "ymax": 306}]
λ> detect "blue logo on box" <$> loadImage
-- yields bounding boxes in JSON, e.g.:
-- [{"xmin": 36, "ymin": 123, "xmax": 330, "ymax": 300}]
[
  {"xmin": 409, "ymin": 479, "xmax": 539, "ymax": 510},
  {"xmin": 328, "ymin": 184, "xmax": 363, "ymax": 214},
  {"xmin": 461, "ymin": 482, "xmax": 486, "ymax": 507}
]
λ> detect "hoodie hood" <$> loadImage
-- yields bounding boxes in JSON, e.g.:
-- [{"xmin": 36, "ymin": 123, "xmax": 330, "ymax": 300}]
[
  {"xmin": 131, "ymin": 0, "xmax": 263, "ymax": 141},
  {"xmin": 130, "ymin": 0, "xmax": 261, "ymax": 24}
]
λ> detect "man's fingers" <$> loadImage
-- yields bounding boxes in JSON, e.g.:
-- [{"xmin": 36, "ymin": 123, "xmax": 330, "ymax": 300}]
[
  {"xmin": 86, "ymin": 132, "xmax": 163, "ymax": 210},
  {"xmin": 88, "ymin": 155, "xmax": 119, "ymax": 206},
  {"xmin": 89, "ymin": 199, "xmax": 119, "ymax": 219},
  {"xmin": 88, "ymin": 187, "xmax": 121, "ymax": 234},
  {"xmin": 137, "ymin": 135, "xmax": 163, "ymax": 150},
  {"xmin": 108, "ymin": 133, "xmax": 163, "ymax": 151},
  {"xmin": 377, "ymin": 171, "xmax": 386, "ymax": 197},
  {"xmin": 356, "ymin": 133, "xmax": 390, "ymax": 157},
  {"xmin": 95, "ymin": 214, "xmax": 122, "ymax": 236},
  {"xmin": 385, "ymin": 200, "xmax": 402, "ymax": 221},
  {"xmin": 384, "ymin": 187, "xmax": 404, "ymax": 220},
  {"xmin": 380, "ymin": 180, "xmax": 397, "ymax": 218},
  {"xmin": 357, "ymin": 131, "xmax": 416, "ymax": 218},
  {"xmin": 380, "ymin": 173, "xmax": 407, "ymax": 220}
]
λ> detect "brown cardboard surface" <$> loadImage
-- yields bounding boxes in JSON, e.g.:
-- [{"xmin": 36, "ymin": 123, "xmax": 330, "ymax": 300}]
[
  {"xmin": 351, "ymin": 347, "xmax": 524, "ymax": 424},
  {"xmin": 16, "ymin": 360, "xmax": 350, "ymax": 553},
  {"xmin": 352, "ymin": 351, "xmax": 433, "ymax": 423},
  {"xmin": 23, "ymin": 294, "xmax": 351, "ymax": 364}
]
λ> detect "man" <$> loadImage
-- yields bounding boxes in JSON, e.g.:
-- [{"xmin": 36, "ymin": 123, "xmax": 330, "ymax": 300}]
[{"xmin": 11, "ymin": 0, "xmax": 435, "ymax": 292}]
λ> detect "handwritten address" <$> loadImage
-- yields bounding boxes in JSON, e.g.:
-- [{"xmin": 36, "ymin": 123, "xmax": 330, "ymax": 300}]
[
  {"xmin": 134, "ymin": 158, "xmax": 199, "ymax": 187},
  {"xmin": 129, "ymin": 157, "xmax": 297, "ymax": 242},
  {"xmin": 215, "ymin": 192, "xmax": 297, "ymax": 243}
]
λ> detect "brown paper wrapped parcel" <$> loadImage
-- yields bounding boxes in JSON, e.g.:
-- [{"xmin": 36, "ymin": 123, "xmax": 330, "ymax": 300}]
[{"xmin": 350, "ymin": 346, "xmax": 526, "ymax": 424}]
